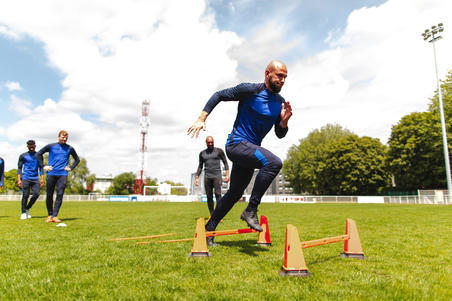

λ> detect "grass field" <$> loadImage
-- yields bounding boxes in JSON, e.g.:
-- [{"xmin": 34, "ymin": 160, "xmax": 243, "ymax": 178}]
[{"xmin": 0, "ymin": 200, "xmax": 451, "ymax": 300}]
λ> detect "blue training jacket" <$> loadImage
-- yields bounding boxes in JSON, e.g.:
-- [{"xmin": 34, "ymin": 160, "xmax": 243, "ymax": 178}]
[
  {"xmin": 203, "ymin": 83, "xmax": 288, "ymax": 146},
  {"xmin": 37, "ymin": 143, "xmax": 80, "ymax": 176},
  {"xmin": 18, "ymin": 151, "xmax": 43, "ymax": 180}
]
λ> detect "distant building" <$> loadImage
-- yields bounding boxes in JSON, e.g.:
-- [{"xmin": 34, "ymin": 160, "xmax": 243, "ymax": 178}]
[
  {"xmin": 190, "ymin": 170, "xmax": 293, "ymax": 196},
  {"xmin": 93, "ymin": 174, "xmax": 114, "ymax": 193}
]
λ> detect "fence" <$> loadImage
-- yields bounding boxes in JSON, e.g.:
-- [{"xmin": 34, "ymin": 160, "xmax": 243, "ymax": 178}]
[{"xmin": 1, "ymin": 193, "xmax": 450, "ymax": 204}]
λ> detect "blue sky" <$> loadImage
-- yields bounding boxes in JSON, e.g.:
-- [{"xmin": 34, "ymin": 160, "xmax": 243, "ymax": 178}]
[{"xmin": 0, "ymin": 0, "xmax": 451, "ymax": 186}]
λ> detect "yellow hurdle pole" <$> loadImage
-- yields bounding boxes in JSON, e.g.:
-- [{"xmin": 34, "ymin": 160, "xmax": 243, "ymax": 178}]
[
  {"xmin": 301, "ymin": 234, "xmax": 350, "ymax": 249},
  {"xmin": 110, "ymin": 233, "xmax": 177, "ymax": 242},
  {"xmin": 136, "ymin": 238, "xmax": 194, "ymax": 245},
  {"xmin": 206, "ymin": 228, "xmax": 257, "ymax": 237}
]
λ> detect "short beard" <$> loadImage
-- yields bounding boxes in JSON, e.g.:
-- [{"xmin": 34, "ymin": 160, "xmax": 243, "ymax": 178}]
[{"xmin": 268, "ymin": 77, "xmax": 281, "ymax": 93}]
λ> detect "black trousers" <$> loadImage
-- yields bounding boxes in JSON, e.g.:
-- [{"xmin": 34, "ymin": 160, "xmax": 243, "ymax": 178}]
[
  {"xmin": 204, "ymin": 177, "xmax": 222, "ymax": 215},
  {"xmin": 21, "ymin": 179, "xmax": 40, "ymax": 213},
  {"xmin": 206, "ymin": 140, "xmax": 282, "ymax": 231},
  {"xmin": 46, "ymin": 175, "xmax": 67, "ymax": 217}
]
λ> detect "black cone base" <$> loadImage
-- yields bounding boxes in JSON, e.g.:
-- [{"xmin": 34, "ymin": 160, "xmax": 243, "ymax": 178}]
[
  {"xmin": 341, "ymin": 253, "xmax": 366, "ymax": 259},
  {"xmin": 279, "ymin": 269, "xmax": 311, "ymax": 277}
]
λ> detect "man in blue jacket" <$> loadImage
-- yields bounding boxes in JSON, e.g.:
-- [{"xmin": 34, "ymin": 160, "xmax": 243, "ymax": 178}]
[
  {"xmin": 17, "ymin": 140, "xmax": 44, "ymax": 219},
  {"xmin": 37, "ymin": 130, "xmax": 80, "ymax": 223},
  {"xmin": 188, "ymin": 60, "xmax": 292, "ymax": 246}
]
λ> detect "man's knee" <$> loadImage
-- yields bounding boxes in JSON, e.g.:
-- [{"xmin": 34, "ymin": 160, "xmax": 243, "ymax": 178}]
[{"xmin": 269, "ymin": 156, "xmax": 282, "ymax": 172}]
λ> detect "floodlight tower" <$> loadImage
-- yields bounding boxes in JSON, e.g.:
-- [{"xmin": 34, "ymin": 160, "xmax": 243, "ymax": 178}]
[
  {"xmin": 135, "ymin": 100, "xmax": 150, "ymax": 194},
  {"xmin": 422, "ymin": 23, "xmax": 451, "ymax": 199}
]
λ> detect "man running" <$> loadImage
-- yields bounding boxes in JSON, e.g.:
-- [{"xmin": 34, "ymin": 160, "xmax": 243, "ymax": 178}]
[
  {"xmin": 188, "ymin": 60, "xmax": 292, "ymax": 245},
  {"xmin": 195, "ymin": 136, "xmax": 230, "ymax": 216},
  {"xmin": 37, "ymin": 130, "xmax": 80, "ymax": 223},
  {"xmin": 17, "ymin": 140, "xmax": 44, "ymax": 219}
]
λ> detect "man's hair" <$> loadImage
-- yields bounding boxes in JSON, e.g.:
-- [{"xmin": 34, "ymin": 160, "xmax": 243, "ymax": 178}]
[
  {"xmin": 26, "ymin": 140, "xmax": 35, "ymax": 145},
  {"xmin": 58, "ymin": 130, "xmax": 68, "ymax": 137}
]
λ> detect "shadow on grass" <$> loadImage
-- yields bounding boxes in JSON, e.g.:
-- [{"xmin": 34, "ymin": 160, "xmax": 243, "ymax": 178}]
[
  {"xmin": 61, "ymin": 217, "xmax": 81, "ymax": 221},
  {"xmin": 308, "ymin": 255, "xmax": 340, "ymax": 265},
  {"xmin": 217, "ymin": 239, "xmax": 271, "ymax": 257}
]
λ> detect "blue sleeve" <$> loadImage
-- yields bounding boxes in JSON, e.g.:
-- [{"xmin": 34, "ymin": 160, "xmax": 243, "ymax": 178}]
[
  {"xmin": 0, "ymin": 158, "xmax": 4, "ymax": 186},
  {"xmin": 37, "ymin": 144, "xmax": 52, "ymax": 166},
  {"xmin": 37, "ymin": 155, "xmax": 44, "ymax": 176},
  {"xmin": 202, "ymin": 83, "xmax": 263, "ymax": 113},
  {"xmin": 17, "ymin": 154, "xmax": 25, "ymax": 175},
  {"xmin": 69, "ymin": 147, "xmax": 80, "ymax": 170},
  {"xmin": 274, "ymin": 116, "xmax": 288, "ymax": 138},
  {"xmin": 274, "ymin": 97, "xmax": 288, "ymax": 138}
]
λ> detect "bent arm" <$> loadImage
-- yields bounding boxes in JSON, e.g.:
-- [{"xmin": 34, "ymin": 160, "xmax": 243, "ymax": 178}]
[
  {"xmin": 69, "ymin": 148, "xmax": 80, "ymax": 170},
  {"xmin": 17, "ymin": 154, "xmax": 25, "ymax": 175},
  {"xmin": 196, "ymin": 152, "xmax": 204, "ymax": 177},
  {"xmin": 36, "ymin": 144, "xmax": 52, "ymax": 167},
  {"xmin": 188, "ymin": 83, "xmax": 259, "ymax": 138},
  {"xmin": 274, "ymin": 116, "xmax": 288, "ymax": 138}
]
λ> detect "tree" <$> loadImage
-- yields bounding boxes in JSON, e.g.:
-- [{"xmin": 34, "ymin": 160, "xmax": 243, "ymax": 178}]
[
  {"xmin": 387, "ymin": 70, "xmax": 452, "ymax": 191},
  {"xmin": 2, "ymin": 169, "xmax": 21, "ymax": 192},
  {"xmin": 387, "ymin": 112, "xmax": 445, "ymax": 190},
  {"xmin": 144, "ymin": 177, "xmax": 159, "ymax": 195},
  {"xmin": 86, "ymin": 174, "xmax": 97, "ymax": 193},
  {"xmin": 66, "ymin": 157, "xmax": 91, "ymax": 194},
  {"xmin": 283, "ymin": 124, "xmax": 353, "ymax": 194},
  {"xmin": 318, "ymin": 135, "xmax": 390, "ymax": 195},
  {"xmin": 164, "ymin": 180, "xmax": 187, "ymax": 195},
  {"xmin": 428, "ymin": 70, "xmax": 452, "ymax": 121},
  {"xmin": 106, "ymin": 172, "xmax": 136, "ymax": 195}
]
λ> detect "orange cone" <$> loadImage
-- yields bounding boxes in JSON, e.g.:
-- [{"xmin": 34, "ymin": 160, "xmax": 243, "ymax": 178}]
[
  {"xmin": 189, "ymin": 218, "xmax": 211, "ymax": 257},
  {"xmin": 279, "ymin": 224, "xmax": 311, "ymax": 277},
  {"xmin": 257, "ymin": 215, "xmax": 272, "ymax": 246},
  {"xmin": 341, "ymin": 218, "xmax": 365, "ymax": 259}
]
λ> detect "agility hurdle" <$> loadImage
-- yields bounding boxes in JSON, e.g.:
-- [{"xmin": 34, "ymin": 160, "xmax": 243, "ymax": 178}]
[
  {"xmin": 280, "ymin": 218, "xmax": 365, "ymax": 277},
  {"xmin": 189, "ymin": 215, "xmax": 272, "ymax": 257}
]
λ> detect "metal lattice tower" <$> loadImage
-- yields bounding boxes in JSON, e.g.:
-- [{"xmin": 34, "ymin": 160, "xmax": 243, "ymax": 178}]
[{"xmin": 135, "ymin": 100, "xmax": 150, "ymax": 194}]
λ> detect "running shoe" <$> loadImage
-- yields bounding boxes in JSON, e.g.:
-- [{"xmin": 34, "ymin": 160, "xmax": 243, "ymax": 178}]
[
  {"xmin": 240, "ymin": 207, "xmax": 263, "ymax": 232},
  {"xmin": 52, "ymin": 217, "xmax": 62, "ymax": 223}
]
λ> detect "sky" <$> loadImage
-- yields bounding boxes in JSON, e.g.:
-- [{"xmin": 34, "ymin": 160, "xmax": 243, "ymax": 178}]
[{"xmin": 0, "ymin": 0, "xmax": 451, "ymax": 187}]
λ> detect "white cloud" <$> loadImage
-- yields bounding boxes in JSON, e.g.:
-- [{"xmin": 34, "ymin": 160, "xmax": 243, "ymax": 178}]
[
  {"xmin": 0, "ymin": 0, "xmax": 241, "ymax": 185},
  {"xmin": 0, "ymin": 24, "xmax": 20, "ymax": 39},
  {"xmin": 9, "ymin": 95, "xmax": 32, "ymax": 116},
  {"xmin": 5, "ymin": 81, "xmax": 22, "ymax": 91},
  {"xmin": 283, "ymin": 0, "xmax": 452, "ymax": 148}
]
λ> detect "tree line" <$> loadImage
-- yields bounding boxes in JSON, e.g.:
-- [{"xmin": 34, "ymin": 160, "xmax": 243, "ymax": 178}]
[{"xmin": 283, "ymin": 70, "xmax": 452, "ymax": 195}]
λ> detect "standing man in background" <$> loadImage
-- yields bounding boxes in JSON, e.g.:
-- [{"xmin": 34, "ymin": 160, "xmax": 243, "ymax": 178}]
[
  {"xmin": 17, "ymin": 140, "xmax": 44, "ymax": 219},
  {"xmin": 195, "ymin": 136, "xmax": 230, "ymax": 216},
  {"xmin": 0, "ymin": 156, "xmax": 4, "ymax": 190},
  {"xmin": 37, "ymin": 130, "xmax": 80, "ymax": 223}
]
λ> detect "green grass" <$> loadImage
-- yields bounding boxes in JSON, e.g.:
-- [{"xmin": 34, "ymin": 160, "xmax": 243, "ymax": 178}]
[{"xmin": 0, "ymin": 201, "xmax": 451, "ymax": 300}]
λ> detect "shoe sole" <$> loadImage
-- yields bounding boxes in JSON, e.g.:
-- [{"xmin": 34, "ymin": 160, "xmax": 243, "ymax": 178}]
[{"xmin": 240, "ymin": 213, "xmax": 263, "ymax": 232}]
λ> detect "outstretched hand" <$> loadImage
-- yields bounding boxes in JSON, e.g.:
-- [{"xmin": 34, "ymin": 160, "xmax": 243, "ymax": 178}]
[
  {"xmin": 187, "ymin": 111, "xmax": 209, "ymax": 138},
  {"xmin": 280, "ymin": 101, "xmax": 292, "ymax": 127},
  {"xmin": 187, "ymin": 119, "xmax": 206, "ymax": 138}
]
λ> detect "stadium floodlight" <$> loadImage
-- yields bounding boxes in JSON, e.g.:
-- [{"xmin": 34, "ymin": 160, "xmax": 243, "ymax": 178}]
[{"xmin": 422, "ymin": 23, "xmax": 451, "ymax": 202}]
